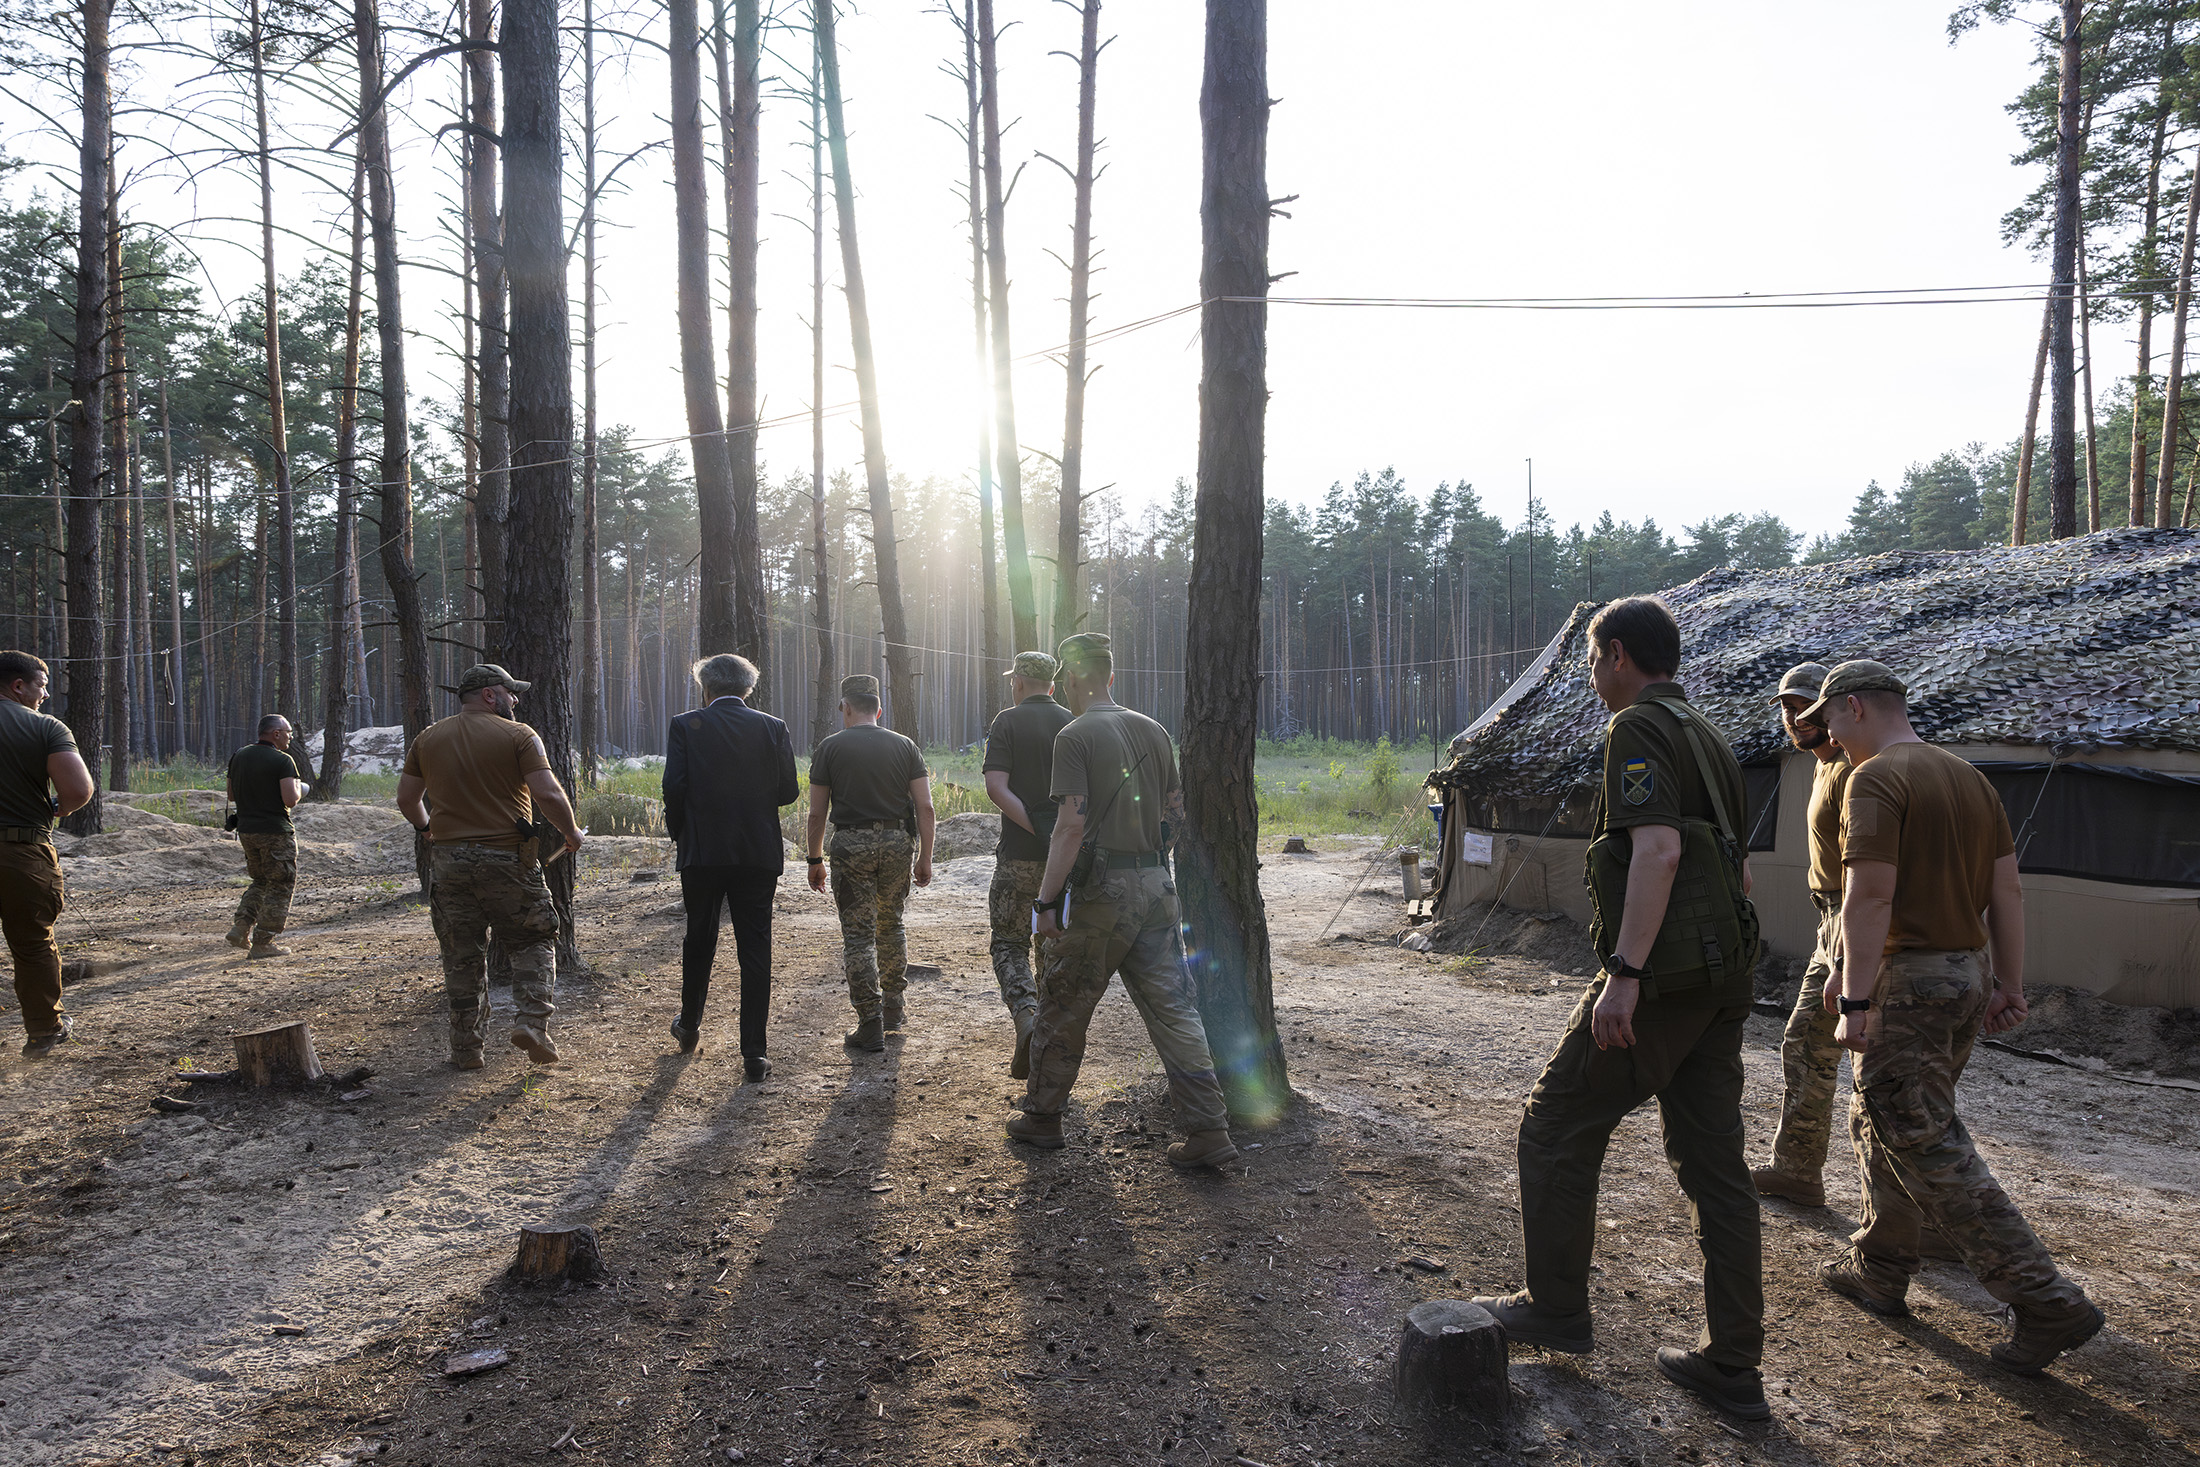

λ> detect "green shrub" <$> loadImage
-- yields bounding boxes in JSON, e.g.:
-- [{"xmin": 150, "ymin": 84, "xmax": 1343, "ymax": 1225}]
[
  {"xmin": 1366, "ymin": 736, "xmax": 1400, "ymax": 803},
  {"xmin": 579, "ymin": 790, "xmax": 667, "ymax": 837}
]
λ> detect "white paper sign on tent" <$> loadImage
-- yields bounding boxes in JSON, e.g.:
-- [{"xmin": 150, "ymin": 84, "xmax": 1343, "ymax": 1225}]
[{"xmin": 1459, "ymin": 831, "xmax": 1493, "ymax": 866}]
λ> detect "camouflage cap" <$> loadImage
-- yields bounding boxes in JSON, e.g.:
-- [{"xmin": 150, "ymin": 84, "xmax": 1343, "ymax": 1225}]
[
  {"xmin": 1771, "ymin": 661, "xmax": 1832, "ymax": 704},
  {"xmin": 1799, "ymin": 659, "xmax": 1907, "ymax": 722},
  {"xmin": 840, "ymin": 674, "xmax": 881, "ymax": 701},
  {"xmin": 1055, "ymin": 632, "xmax": 1112, "ymax": 670},
  {"xmin": 451, "ymin": 662, "xmax": 530, "ymax": 696},
  {"xmin": 1004, "ymin": 651, "xmax": 1059, "ymax": 681}
]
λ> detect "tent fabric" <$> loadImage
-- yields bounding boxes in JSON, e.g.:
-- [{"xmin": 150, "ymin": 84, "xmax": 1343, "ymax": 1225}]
[{"xmin": 1976, "ymin": 761, "xmax": 2200, "ymax": 889}]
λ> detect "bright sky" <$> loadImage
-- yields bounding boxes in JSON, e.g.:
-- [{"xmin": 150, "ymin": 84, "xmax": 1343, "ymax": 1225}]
[{"xmin": 10, "ymin": 1, "xmax": 2052, "ymax": 545}]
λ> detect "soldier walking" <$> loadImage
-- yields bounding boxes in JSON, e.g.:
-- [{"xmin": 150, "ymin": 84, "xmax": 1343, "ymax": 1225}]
[
  {"xmin": 1807, "ymin": 660, "xmax": 2104, "ymax": 1375},
  {"xmin": 396, "ymin": 664, "xmax": 584, "ymax": 1070},
  {"xmin": 224, "ymin": 714, "xmax": 306, "ymax": 959},
  {"xmin": 805, "ymin": 675, "xmax": 934, "ymax": 1052},
  {"xmin": 1471, "ymin": 597, "xmax": 1769, "ymax": 1421},
  {"xmin": 1006, "ymin": 633, "xmax": 1236, "ymax": 1171},
  {"xmin": 982, "ymin": 651, "xmax": 1073, "ymax": 1078},
  {"xmin": 0, "ymin": 652, "xmax": 94, "ymax": 1057}
]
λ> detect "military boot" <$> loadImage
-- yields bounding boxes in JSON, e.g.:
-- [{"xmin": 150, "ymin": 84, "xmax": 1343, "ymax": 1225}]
[
  {"xmin": 1992, "ymin": 1300, "xmax": 2105, "ymax": 1376},
  {"xmin": 1166, "ymin": 1130, "xmax": 1240, "ymax": 1170},
  {"xmin": 1816, "ymin": 1250, "xmax": 1910, "ymax": 1317},
  {"xmin": 843, "ymin": 1013, "xmax": 886, "ymax": 1052},
  {"xmin": 450, "ymin": 1049, "xmax": 485, "ymax": 1071},
  {"xmin": 510, "ymin": 1026, "xmax": 561, "ymax": 1064},
  {"xmin": 1468, "ymin": 1292, "xmax": 1594, "ymax": 1354},
  {"xmin": 248, "ymin": 936, "xmax": 288, "ymax": 959},
  {"xmin": 226, "ymin": 918, "xmax": 254, "ymax": 950},
  {"xmin": 1005, "ymin": 1110, "xmax": 1064, "ymax": 1150},
  {"xmin": 1009, "ymin": 1007, "xmax": 1036, "ymax": 1081},
  {"xmin": 882, "ymin": 994, "xmax": 906, "ymax": 1031},
  {"xmin": 1750, "ymin": 1165, "xmax": 1826, "ymax": 1209}
]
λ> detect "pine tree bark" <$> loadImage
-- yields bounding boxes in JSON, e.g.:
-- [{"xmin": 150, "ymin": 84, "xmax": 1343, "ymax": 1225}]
[
  {"xmin": 714, "ymin": 0, "xmax": 769, "ymax": 694},
  {"xmin": 807, "ymin": 36, "xmax": 836, "ymax": 748},
  {"xmin": 817, "ymin": 0, "xmax": 919, "ymax": 737},
  {"xmin": 158, "ymin": 376, "xmax": 184, "ymax": 756},
  {"xmin": 501, "ymin": 0, "xmax": 583, "ymax": 971},
  {"xmin": 1180, "ymin": 0, "xmax": 1287, "ymax": 1124},
  {"xmin": 316, "ymin": 151, "xmax": 368, "ymax": 799},
  {"xmin": 248, "ymin": 0, "xmax": 301, "ymax": 714},
  {"xmin": 580, "ymin": 0, "xmax": 603, "ymax": 776},
  {"xmin": 2012, "ymin": 296, "xmax": 2049, "ymax": 546},
  {"xmin": 1052, "ymin": 0, "xmax": 1103, "ymax": 644},
  {"xmin": 104, "ymin": 163, "xmax": 130, "ymax": 794},
  {"xmin": 2079, "ymin": 212, "xmax": 2100, "ymax": 533},
  {"xmin": 976, "ymin": 0, "xmax": 1037, "ymax": 652},
  {"xmin": 2044, "ymin": 0, "xmax": 2081, "ymax": 540},
  {"xmin": 671, "ymin": 0, "xmax": 739, "ymax": 657},
  {"xmin": 468, "ymin": 0, "xmax": 511, "ymax": 658},
  {"xmin": 2131, "ymin": 19, "xmax": 2173, "ymax": 529},
  {"xmin": 958, "ymin": 3, "xmax": 1001, "ymax": 672},
  {"xmin": 2155, "ymin": 161, "xmax": 2200, "ymax": 529}
]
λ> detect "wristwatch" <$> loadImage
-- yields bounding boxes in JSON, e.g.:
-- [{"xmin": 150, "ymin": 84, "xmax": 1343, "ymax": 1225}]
[
  {"xmin": 1839, "ymin": 995, "xmax": 1874, "ymax": 1015},
  {"xmin": 806, "ymin": 855, "xmax": 825, "ymax": 865},
  {"xmin": 1605, "ymin": 958, "xmax": 1651, "ymax": 981},
  {"xmin": 1033, "ymin": 892, "xmax": 1066, "ymax": 918}
]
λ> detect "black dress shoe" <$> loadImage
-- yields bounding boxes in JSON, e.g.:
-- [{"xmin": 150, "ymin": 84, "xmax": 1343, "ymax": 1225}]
[
  {"xmin": 670, "ymin": 1018, "xmax": 700, "ymax": 1054},
  {"xmin": 743, "ymin": 1054, "xmax": 772, "ymax": 1082}
]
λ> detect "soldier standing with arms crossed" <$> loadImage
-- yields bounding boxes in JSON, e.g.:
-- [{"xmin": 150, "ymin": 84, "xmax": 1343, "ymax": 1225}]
[
  {"xmin": 1807, "ymin": 660, "xmax": 2104, "ymax": 1375},
  {"xmin": 806, "ymin": 675, "xmax": 934, "ymax": 1053},
  {"xmin": 0, "ymin": 652, "xmax": 94, "ymax": 1057},
  {"xmin": 1005, "ymin": 633, "xmax": 1236, "ymax": 1170},
  {"xmin": 982, "ymin": 651, "xmax": 1073, "ymax": 1078},
  {"xmin": 224, "ymin": 714, "xmax": 306, "ymax": 959},
  {"xmin": 396, "ymin": 664, "xmax": 584, "ymax": 1071},
  {"xmin": 1471, "ymin": 597, "xmax": 1769, "ymax": 1421}
]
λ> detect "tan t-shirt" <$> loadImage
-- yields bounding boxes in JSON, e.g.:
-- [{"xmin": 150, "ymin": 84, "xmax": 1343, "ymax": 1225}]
[
  {"xmin": 403, "ymin": 712, "xmax": 552, "ymax": 848},
  {"xmin": 1806, "ymin": 753, "xmax": 1852, "ymax": 896},
  {"xmin": 1050, "ymin": 704, "xmax": 1178, "ymax": 854},
  {"xmin": 1841, "ymin": 741, "xmax": 2013, "ymax": 953}
]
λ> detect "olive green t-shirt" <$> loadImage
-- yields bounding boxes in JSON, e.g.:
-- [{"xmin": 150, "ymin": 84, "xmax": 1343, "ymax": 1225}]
[
  {"xmin": 982, "ymin": 693, "xmax": 1075, "ymax": 862},
  {"xmin": 228, "ymin": 741, "xmax": 305, "ymax": 835},
  {"xmin": 402, "ymin": 711, "xmax": 552, "ymax": 848},
  {"xmin": 1597, "ymin": 682, "xmax": 1747, "ymax": 839},
  {"xmin": 1051, "ymin": 703, "xmax": 1178, "ymax": 854},
  {"xmin": 1806, "ymin": 753, "xmax": 1853, "ymax": 897},
  {"xmin": 0, "ymin": 697, "xmax": 76, "ymax": 834},
  {"xmin": 809, "ymin": 723, "xmax": 928, "ymax": 826},
  {"xmin": 1841, "ymin": 741, "xmax": 2014, "ymax": 954}
]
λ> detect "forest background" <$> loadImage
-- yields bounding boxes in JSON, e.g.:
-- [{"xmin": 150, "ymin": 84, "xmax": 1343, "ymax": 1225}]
[{"xmin": 0, "ymin": 0, "xmax": 2188, "ymax": 788}]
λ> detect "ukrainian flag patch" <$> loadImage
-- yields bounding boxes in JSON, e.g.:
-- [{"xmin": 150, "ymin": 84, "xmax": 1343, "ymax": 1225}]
[{"xmin": 1621, "ymin": 758, "xmax": 1654, "ymax": 805}]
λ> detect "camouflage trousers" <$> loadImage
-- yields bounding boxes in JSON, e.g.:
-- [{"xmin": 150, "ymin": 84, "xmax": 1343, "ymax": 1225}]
[
  {"xmin": 1769, "ymin": 894, "xmax": 1843, "ymax": 1178},
  {"xmin": 1024, "ymin": 866, "xmax": 1228, "ymax": 1135},
  {"xmin": 987, "ymin": 858, "xmax": 1048, "ymax": 1022},
  {"xmin": 1847, "ymin": 948, "xmax": 2088, "ymax": 1314},
  {"xmin": 429, "ymin": 844, "xmax": 559, "ymax": 1055},
  {"xmin": 233, "ymin": 831, "xmax": 298, "ymax": 937},
  {"xmin": 829, "ymin": 827, "xmax": 913, "ymax": 1019}
]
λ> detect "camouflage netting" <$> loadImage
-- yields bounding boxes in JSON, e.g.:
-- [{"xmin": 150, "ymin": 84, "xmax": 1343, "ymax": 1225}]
[{"xmin": 1434, "ymin": 525, "xmax": 2200, "ymax": 807}]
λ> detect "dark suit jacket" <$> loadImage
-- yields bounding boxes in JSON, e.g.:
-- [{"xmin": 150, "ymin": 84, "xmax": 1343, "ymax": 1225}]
[{"xmin": 662, "ymin": 696, "xmax": 801, "ymax": 872}]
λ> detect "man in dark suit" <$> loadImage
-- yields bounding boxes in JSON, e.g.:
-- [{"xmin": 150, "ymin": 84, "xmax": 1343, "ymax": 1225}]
[{"xmin": 663, "ymin": 654, "xmax": 800, "ymax": 1079}]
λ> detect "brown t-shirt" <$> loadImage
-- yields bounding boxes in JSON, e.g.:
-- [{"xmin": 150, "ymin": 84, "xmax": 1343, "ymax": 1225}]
[
  {"xmin": 0, "ymin": 698, "xmax": 77, "ymax": 834},
  {"xmin": 402, "ymin": 712, "xmax": 552, "ymax": 848},
  {"xmin": 1051, "ymin": 704, "xmax": 1178, "ymax": 854},
  {"xmin": 1841, "ymin": 741, "xmax": 2013, "ymax": 953},
  {"xmin": 1806, "ymin": 753, "xmax": 1852, "ymax": 896}
]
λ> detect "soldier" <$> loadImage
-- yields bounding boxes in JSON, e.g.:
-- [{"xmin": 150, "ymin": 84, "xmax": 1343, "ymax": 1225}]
[
  {"xmin": 395, "ymin": 664, "xmax": 584, "ymax": 1070},
  {"xmin": 224, "ymin": 714, "xmax": 306, "ymax": 959},
  {"xmin": 982, "ymin": 650, "xmax": 1074, "ymax": 1078},
  {"xmin": 1808, "ymin": 660, "xmax": 2104, "ymax": 1375},
  {"xmin": 1750, "ymin": 663, "xmax": 1843, "ymax": 1203},
  {"xmin": 0, "ymin": 651, "xmax": 94, "ymax": 1057},
  {"xmin": 1471, "ymin": 596, "xmax": 1769, "ymax": 1421},
  {"xmin": 1005, "ymin": 633, "xmax": 1236, "ymax": 1171},
  {"xmin": 805, "ymin": 675, "xmax": 934, "ymax": 1052}
]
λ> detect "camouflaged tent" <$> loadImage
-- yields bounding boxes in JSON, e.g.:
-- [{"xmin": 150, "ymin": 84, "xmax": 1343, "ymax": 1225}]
[{"xmin": 1429, "ymin": 526, "xmax": 2200, "ymax": 1008}]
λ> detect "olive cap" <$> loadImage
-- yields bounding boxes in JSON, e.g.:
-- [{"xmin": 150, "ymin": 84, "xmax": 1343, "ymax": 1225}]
[
  {"xmin": 1771, "ymin": 661, "xmax": 1832, "ymax": 704},
  {"xmin": 1005, "ymin": 651, "xmax": 1059, "ymax": 681},
  {"xmin": 840, "ymin": 674, "xmax": 881, "ymax": 700},
  {"xmin": 1799, "ymin": 659, "xmax": 1908, "ymax": 722},
  {"xmin": 449, "ymin": 662, "xmax": 530, "ymax": 696}
]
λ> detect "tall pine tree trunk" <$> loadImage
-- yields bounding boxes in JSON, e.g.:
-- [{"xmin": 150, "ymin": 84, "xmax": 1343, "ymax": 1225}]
[
  {"xmin": 2130, "ymin": 21, "xmax": 2173, "ymax": 529},
  {"xmin": 1052, "ymin": 0, "xmax": 1102, "ymax": 643},
  {"xmin": 958, "ymin": 2, "xmax": 1001, "ymax": 672},
  {"xmin": 249, "ymin": 0, "xmax": 301, "ymax": 713},
  {"xmin": 2155, "ymin": 162, "xmax": 2200, "ymax": 529},
  {"xmin": 104, "ymin": 163, "xmax": 130, "ymax": 794},
  {"xmin": 1181, "ymin": 0, "xmax": 1287, "ymax": 1124},
  {"xmin": 158, "ymin": 375, "xmax": 184, "ymax": 757},
  {"xmin": 976, "ymin": 0, "xmax": 1036, "ymax": 652},
  {"xmin": 316, "ymin": 150, "xmax": 367, "ymax": 799},
  {"xmin": 714, "ymin": 0, "xmax": 769, "ymax": 693},
  {"xmin": 818, "ymin": 0, "xmax": 918, "ymax": 736},
  {"xmin": 2045, "ymin": 0, "xmax": 2081, "ymax": 540},
  {"xmin": 2079, "ymin": 212, "xmax": 2101, "ymax": 533},
  {"xmin": 2011, "ymin": 297, "xmax": 2049, "ymax": 546},
  {"xmin": 671, "ymin": 0, "xmax": 739, "ymax": 655},
  {"xmin": 468, "ymin": 0, "xmax": 511, "ymax": 657},
  {"xmin": 807, "ymin": 34, "xmax": 835, "ymax": 748},
  {"xmin": 580, "ymin": 0, "xmax": 603, "ymax": 777},
  {"xmin": 501, "ymin": 0, "xmax": 582, "ymax": 970}
]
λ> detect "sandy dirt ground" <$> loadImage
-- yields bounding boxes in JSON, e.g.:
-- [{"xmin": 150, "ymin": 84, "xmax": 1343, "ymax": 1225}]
[{"xmin": 0, "ymin": 821, "xmax": 2195, "ymax": 1467}]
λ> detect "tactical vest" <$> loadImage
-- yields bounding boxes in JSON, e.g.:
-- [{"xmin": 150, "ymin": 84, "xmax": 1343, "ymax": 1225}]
[{"xmin": 1584, "ymin": 698, "xmax": 1761, "ymax": 1005}]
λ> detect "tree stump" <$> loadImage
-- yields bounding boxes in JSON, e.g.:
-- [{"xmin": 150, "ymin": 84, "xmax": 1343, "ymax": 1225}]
[
  {"xmin": 231, "ymin": 1022, "xmax": 325, "ymax": 1088},
  {"xmin": 1282, "ymin": 835, "xmax": 1310, "ymax": 854},
  {"xmin": 509, "ymin": 1223, "xmax": 606, "ymax": 1286},
  {"xmin": 1393, "ymin": 1300, "xmax": 1508, "ymax": 1417}
]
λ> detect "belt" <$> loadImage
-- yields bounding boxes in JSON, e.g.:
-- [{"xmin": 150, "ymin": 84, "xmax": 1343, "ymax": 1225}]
[
  {"xmin": 833, "ymin": 820, "xmax": 905, "ymax": 832},
  {"xmin": 0, "ymin": 826, "xmax": 52, "ymax": 844},
  {"xmin": 1811, "ymin": 890, "xmax": 1842, "ymax": 913},
  {"xmin": 1100, "ymin": 848, "xmax": 1167, "ymax": 869},
  {"xmin": 437, "ymin": 841, "xmax": 520, "ymax": 856}
]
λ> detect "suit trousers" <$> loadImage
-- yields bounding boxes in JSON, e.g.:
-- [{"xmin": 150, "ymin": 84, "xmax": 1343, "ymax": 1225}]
[
  {"xmin": 1517, "ymin": 976, "xmax": 1764, "ymax": 1369},
  {"xmin": 680, "ymin": 864, "xmax": 779, "ymax": 1056}
]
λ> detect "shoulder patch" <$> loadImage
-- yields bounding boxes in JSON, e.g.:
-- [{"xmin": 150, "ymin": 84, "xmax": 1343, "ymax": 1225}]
[{"xmin": 1621, "ymin": 758, "xmax": 1654, "ymax": 806}]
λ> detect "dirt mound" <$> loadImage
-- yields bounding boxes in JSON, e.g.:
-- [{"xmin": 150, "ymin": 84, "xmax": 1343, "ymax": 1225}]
[
  {"xmin": 1420, "ymin": 901, "xmax": 1601, "ymax": 975},
  {"xmin": 933, "ymin": 810, "xmax": 998, "ymax": 861},
  {"xmin": 2004, "ymin": 984, "xmax": 2200, "ymax": 1080},
  {"xmin": 291, "ymin": 802, "xmax": 407, "ymax": 842}
]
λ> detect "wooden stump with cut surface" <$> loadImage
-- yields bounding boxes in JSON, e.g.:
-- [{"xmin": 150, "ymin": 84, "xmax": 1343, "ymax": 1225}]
[
  {"xmin": 1393, "ymin": 1299, "xmax": 1508, "ymax": 1417},
  {"xmin": 231, "ymin": 1021, "xmax": 325, "ymax": 1088},
  {"xmin": 510, "ymin": 1223, "xmax": 606, "ymax": 1285}
]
